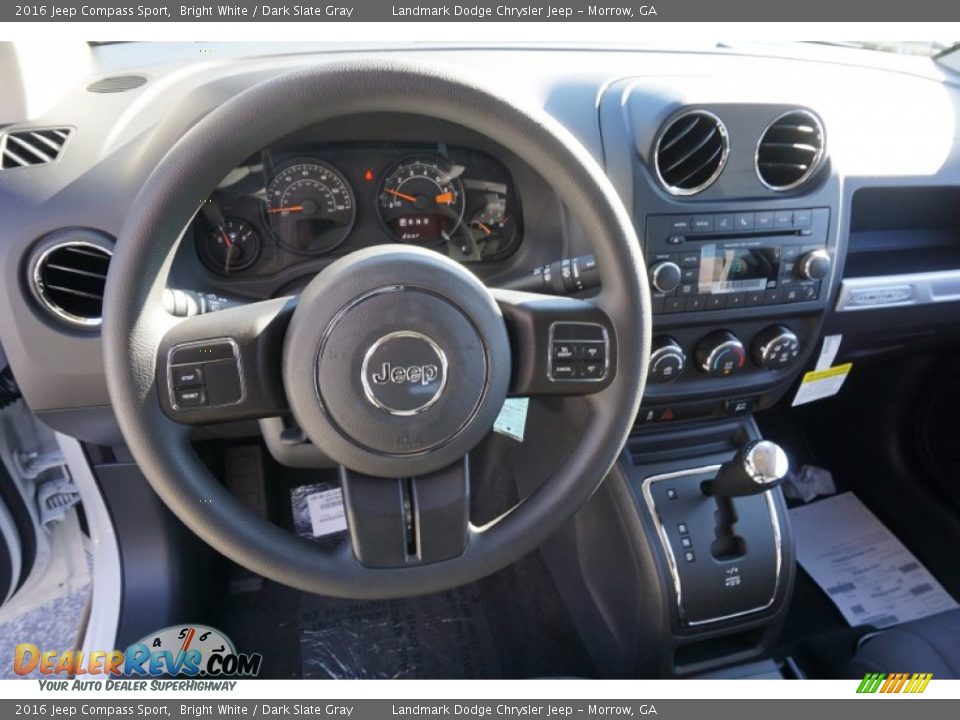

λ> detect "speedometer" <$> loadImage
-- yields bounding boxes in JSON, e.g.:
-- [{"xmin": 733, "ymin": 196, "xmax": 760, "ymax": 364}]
[
  {"xmin": 265, "ymin": 160, "xmax": 355, "ymax": 255},
  {"xmin": 377, "ymin": 155, "xmax": 466, "ymax": 246}
]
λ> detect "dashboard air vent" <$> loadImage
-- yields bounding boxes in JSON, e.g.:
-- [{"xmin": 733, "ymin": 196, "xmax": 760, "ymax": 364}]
[
  {"xmin": 87, "ymin": 74, "xmax": 148, "ymax": 93},
  {"xmin": 31, "ymin": 240, "xmax": 112, "ymax": 329},
  {"xmin": 756, "ymin": 110, "xmax": 826, "ymax": 191},
  {"xmin": 1, "ymin": 128, "xmax": 71, "ymax": 170},
  {"xmin": 654, "ymin": 110, "xmax": 729, "ymax": 195}
]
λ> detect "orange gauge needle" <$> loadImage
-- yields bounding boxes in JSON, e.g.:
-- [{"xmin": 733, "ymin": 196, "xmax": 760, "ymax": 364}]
[
  {"xmin": 435, "ymin": 192, "xmax": 455, "ymax": 205},
  {"xmin": 476, "ymin": 222, "xmax": 493, "ymax": 235},
  {"xmin": 267, "ymin": 205, "xmax": 305, "ymax": 214},
  {"xmin": 385, "ymin": 188, "xmax": 418, "ymax": 203}
]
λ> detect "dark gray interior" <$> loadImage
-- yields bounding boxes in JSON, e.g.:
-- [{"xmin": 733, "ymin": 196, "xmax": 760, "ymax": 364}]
[{"xmin": 1, "ymin": 40, "xmax": 960, "ymax": 680}]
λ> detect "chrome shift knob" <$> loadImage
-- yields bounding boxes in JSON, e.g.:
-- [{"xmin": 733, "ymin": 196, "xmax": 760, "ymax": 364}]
[{"xmin": 704, "ymin": 440, "xmax": 789, "ymax": 497}]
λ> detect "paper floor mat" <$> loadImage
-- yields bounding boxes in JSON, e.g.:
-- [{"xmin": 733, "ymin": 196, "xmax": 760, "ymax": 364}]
[{"xmin": 790, "ymin": 492, "xmax": 959, "ymax": 629}]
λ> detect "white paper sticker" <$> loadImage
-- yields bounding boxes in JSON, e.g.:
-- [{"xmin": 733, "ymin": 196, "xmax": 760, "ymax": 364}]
[
  {"xmin": 814, "ymin": 334, "xmax": 843, "ymax": 371},
  {"xmin": 307, "ymin": 488, "xmax": 348, "ymax": 537},
  {"xmin": 493, "ymin": 397, "xmax": 530, "ymax": 442},
  {"xmin": 792, "ymin": 362, "xmax": 852, "ymax": 407},
  {"xmin": 791, "ymin": 493, "xmax": 959, "ymax": 628}
]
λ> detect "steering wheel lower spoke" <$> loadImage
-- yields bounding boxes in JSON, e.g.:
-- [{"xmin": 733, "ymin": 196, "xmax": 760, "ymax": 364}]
[
  {"xmin": 492, "ymin": 288, "xmax": 617, "ymax": 396},
  {"xmin": 155, "ymin": 297, "xmax": 295, "ymax": 424},
  {"xmin": 340, "ymin": 456, "xmax": 470, "ymax": 568}
]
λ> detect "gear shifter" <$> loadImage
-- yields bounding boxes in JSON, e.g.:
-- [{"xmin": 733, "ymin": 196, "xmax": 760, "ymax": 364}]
[{"xmin": 703, "ymin": 440, "xmax": 789, "ymax": 497}]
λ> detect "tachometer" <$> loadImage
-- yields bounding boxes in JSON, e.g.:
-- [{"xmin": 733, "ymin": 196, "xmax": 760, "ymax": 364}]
[
  {"xmin": 266, "ymin": 160, "xmax": 355, "ymax": 255},
  {"xmin": 377, "ymin": 155, "xmax": 466, "ymax": 246}
]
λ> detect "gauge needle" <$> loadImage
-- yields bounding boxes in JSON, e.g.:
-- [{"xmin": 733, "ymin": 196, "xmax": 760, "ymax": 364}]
[
  {"xmin": 267, "ymin": 205, "xmax": 305, "ymax": 214},
  {"xmin": 435, "ymin": 192, "xmax": 455, "ymax": 205},
  {"xmin": 385, "ymin": 188, "xmax": 418, "ymax": 203},
  {"xmin": 476, "ymin": 222, "xmax": 493, "ymax": 235},
  {"xmin": 220, "ymin": 229, "xmax": 233, "ymax": 247}
]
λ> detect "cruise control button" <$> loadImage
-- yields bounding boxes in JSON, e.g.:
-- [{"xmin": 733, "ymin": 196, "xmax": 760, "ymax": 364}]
[
  {"xmin": 580, "ymin": 361, "xmax": 605, "ymax": 379},
  {"xmin": 581, "ymin": 344, "xmax": 605, "ymax": 361},
  {"xmin": 175, "ymin": 387, "xmax": 207, "ymax": 407},
  {"xmin": 551, "ymin": 362, "xmax": 577, "ymax": 379},
  {"xmin": 552, "ymin": 343, "xmax": 579, "ymax": 361},
  {"xmin": 172, "ymin": 366, "xmax": 204, "ymax": 388}
]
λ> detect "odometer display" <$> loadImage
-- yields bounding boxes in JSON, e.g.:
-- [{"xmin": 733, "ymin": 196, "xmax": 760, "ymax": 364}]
[{"xmin": 266, "ymin": 160, "xmax": 355, "ymax": 255}]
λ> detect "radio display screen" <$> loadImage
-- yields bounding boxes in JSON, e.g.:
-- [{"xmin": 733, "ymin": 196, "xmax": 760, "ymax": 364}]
[{"xmin": 698, "ymin": 245, "xmax": 780, "ymax": 294}]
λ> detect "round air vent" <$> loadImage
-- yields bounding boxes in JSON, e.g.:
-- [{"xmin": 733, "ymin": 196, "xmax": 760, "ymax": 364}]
[
  {"xmin": 756, "ymin": 110, "xmax": 826, "ymax": 191},
  {"xmin": 654, "ymin": 110, "xmax": 729, "ymax": 196},
  {"xmin": 86, "ymin": 75, "xmax": 148, "ymax": 93},
  {"xmin": 29, "ymin": 233, "xmax": 113, "ymax": 329}
]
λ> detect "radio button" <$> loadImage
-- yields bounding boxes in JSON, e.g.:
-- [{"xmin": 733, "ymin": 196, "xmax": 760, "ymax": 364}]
[
  {"xmin": 774, "ymin": 211, "xmax": 794, "ymax": 228},
  {"xmin": 755, "ymin": 211, "xmax": 775, "ymax": 229},
  {"xmin": 798, "ymin": 249, "xmax": 831, "ymax": 280},
  {"xmin": 664, "ymin": 297, "xmax": 686, "ymax": 313},
  {"xmin": 745, "ymin": 290, "xmax": 765, "ymax": 306},
  {"xmin": 715, "ymin": 214, "xmax": 735, "ymax": 232},
  {"xmin": 679, "ymin": 252, "xmax": 700, "ymax": 267},
  {"xmin": 650, "ymin": 261, "xmax": 683, "ymax": 293},
  {"xmin": 691, "ymin": 215, "xmax": 714, "ymax": 233},
  {"xmin": 765, "ymin": 288, "xmax": 783, "ymax": 304},
  {"xmin": 783, "ymin": 287, "xmax": 802, "ymax": 303},
  {"xmin": 678, "ymin": 284, "xmax": 695, "ymax": 296},
  {"xmin": 735, "ymin": 212, "xmax": 755, "ymax": 230},
  {"xmin": 782, "ymin": 245, "xmax": 800, "ymax": 261},
  {"xmin": 706, "ymin": 294, "xmax": 727, "ymax": 310},
  {"xmin": 650, "ymin": 296, "xmax": 665, "ymax": 314},
  {"xmin": 726, "ymin": 292, "xmax": 747, "ymax": 308},
  {"xmin": 686, "ymin": 295, "xmax": 706, "ymax": 312},
  {"xmin": 798, "ymin": 283, "xmax": 819, "ymax": 300},
  {"xmin": 666, "ymin": 235, "xmax": 685, "ymax": 245},
  {"xmin": 681, "ymin": 267, "xmax": 697, "ymax": 283}
]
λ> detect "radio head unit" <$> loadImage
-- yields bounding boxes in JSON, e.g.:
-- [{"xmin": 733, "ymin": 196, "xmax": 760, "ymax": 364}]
[{"xmin": 645, "ymin": 208, "xmax": 831, "ymax": 314}]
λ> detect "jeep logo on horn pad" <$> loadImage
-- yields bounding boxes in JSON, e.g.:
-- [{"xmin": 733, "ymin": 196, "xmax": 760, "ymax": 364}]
[{"xmin": 361, "ymin": 331, "xmax": 448, "ymax": 416}]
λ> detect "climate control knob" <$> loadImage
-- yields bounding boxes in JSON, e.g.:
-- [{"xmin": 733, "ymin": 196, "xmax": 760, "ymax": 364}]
[
  {"xmin": 648, "ymin": 337, "xmax": 686, "ymax": 384},
  {"xmin": 649, "ymin": 261, "xmax": 682, "ymax": 294},
  {"xmin": 752, "ymin": 325, "xmax": 801, "ymax": 370},
  {"xmin": 797, "ymin": 249, "xmax": 831, "ymax": 280},
  {"xmin": 695, "ymin": 331, "xmax": 746, "ymax": 378}
]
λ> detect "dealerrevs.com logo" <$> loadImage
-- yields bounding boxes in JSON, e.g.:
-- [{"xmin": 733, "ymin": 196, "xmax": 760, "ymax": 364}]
[{"xmin": 14, "ymin": 624, "xmax": 262, "ymax": 683}]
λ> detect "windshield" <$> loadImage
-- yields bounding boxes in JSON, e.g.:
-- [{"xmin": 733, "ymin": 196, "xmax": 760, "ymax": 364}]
[{"xmin": 809, "ymin": 41, "xmax": 959, "ymax": 57}]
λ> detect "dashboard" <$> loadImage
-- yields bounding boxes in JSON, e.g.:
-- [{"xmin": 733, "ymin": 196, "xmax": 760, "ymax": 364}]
[{"xmin": 1, "ymin": 42, "xmax": 960, "ymax": 446}]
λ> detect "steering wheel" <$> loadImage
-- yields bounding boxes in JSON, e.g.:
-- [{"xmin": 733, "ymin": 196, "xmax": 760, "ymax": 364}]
[{"xmin": 102, "ymin": 61, "xmax": 650, "ymax": 598}]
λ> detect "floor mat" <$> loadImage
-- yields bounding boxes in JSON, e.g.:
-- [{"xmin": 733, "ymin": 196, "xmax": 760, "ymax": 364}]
[{"xmin": 299, "ymin": 584, "xmax": 501, "ymax": 679}]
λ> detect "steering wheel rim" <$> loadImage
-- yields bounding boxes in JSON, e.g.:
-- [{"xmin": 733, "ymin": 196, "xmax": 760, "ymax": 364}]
[{"xmin": 103, "ymin": 60, "xmax": 650, "ymax": 598}]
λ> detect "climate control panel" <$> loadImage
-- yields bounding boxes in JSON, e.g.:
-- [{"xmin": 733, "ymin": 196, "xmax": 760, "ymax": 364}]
[{"xmin": 647, "ymin": 325, "xmax": 801, "ymax": 384}]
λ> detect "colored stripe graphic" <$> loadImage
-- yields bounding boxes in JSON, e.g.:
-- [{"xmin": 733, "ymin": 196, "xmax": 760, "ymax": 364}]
[{"xmin": 858, "ymin": 672, "xmax": 932, "ymax": 693}]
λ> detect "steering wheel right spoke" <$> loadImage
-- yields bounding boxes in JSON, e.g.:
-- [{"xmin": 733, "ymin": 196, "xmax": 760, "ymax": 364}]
[{"xmin": 155, "ymin": 296, "xmax": 296, "ymax": 425}]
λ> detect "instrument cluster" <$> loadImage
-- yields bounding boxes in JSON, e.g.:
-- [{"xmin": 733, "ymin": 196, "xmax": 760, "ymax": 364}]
[{"xmin": 193, "ymin": 143, "xmax": 522, "ymax": 277}]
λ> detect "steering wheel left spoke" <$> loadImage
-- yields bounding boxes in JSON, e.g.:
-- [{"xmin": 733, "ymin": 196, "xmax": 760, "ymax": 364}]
[{"xmin": 155, "ymin": 297, "xmax": 295, "ymax": 424}]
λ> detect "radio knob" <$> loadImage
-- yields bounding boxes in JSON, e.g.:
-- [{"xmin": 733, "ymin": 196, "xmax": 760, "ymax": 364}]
[
  {"xmin": 648, "ymin": 337, "xmax": 686, "ymax": 384},
  {"xmin": 752, "ymin": 325, "xmax": 801, "ymax": 370},
  {"xmin": 797, "ymin": 249, "xmax": 831, "ymax": 280},
  {"xmin": 695, "ymin": 331, "xmax": 746, "ymax": 378},
  {"xmin": 649, "ymin": 261, "xmax": 682, "ymax": 294}
]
